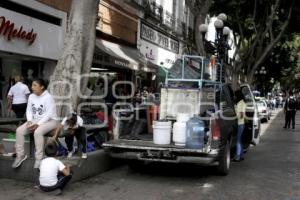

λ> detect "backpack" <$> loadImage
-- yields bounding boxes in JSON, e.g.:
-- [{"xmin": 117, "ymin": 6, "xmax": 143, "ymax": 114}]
[{"xmin": 288, "ymin": 98, "xmax": 296, "ymax": 110}]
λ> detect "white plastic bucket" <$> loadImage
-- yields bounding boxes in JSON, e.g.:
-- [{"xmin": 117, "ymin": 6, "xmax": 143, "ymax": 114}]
[
  {"xmin": 153, "ymin": 121, "xmax": 172, "ymax": 145},
  {"xmin": 172, "ymin": 121, "xmax": 186, "ymax": 146},
  {"xmin": 176, "ymin": 113, "xmax": 190, "ymax": 123}
]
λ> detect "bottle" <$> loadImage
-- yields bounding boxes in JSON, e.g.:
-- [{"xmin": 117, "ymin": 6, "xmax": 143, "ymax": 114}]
[{"xmin": 185, "ymin": 116, "xmax": 205, "ymax": 149}]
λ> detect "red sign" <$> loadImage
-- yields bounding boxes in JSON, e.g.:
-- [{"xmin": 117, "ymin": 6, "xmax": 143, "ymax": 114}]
[{"xmin": 0, "ymin": 16, "xmax": 37, "ymax": 45}]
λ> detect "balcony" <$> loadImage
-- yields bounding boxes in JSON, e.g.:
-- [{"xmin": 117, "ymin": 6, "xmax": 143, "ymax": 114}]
[
  {"xmin": 124, "ymin": 0, "xmax": 147, "ymax": 9},
  {"xmin": 187, "ymin": 27, "xmax": 194, "ymax": 43},
  {"xmin": 181, "ymin": 22, "xmax": 187, "ymax": 39},
  {"xmin": 144, "ymin": 1, "xmax": 163, "ymax": 22},
  {"xmin": 162, "ymin": 11, "xmax": 175, "ymax": 30}
]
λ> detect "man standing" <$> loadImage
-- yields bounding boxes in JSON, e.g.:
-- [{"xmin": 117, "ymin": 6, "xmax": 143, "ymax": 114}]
[
  {"xmin": 283, "ymin": 91, "xmax": 297, "ymax": 129},
  {"xmin": 234, "ymin": 90, "xmax": 246, "ymax": 162},
  {"xmin": 7, "ymin": 75, "xmax": 30, "ymax": 118}
]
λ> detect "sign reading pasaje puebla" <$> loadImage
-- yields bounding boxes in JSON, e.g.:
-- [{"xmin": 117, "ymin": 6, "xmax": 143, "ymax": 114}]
[
  {"xmin": 0, "ymin": 16, "xmax": 37, "ymax": 45},
  {"xmin": 141, "ymin": 22, "xmax": 179, "ymax": 54}
]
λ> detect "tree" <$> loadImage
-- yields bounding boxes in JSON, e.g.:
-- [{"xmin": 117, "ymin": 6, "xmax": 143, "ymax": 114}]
[
  {"xmin": 209, "ymin": 0, "xmax": 294, "ymax": 89},
  {"xmin": 49, "ymin": 0, "xmax": 100, "ymax": 116},
  {"xmin": 279, "ymin": 34, "xmax": 300, "ymax": 91},
  {"xmin": 185, "ymin": 0, "xmax": 213, "ymax": 56}
]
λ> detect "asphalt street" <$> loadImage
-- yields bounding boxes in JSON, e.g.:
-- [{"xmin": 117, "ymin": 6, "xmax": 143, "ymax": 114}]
[{"xmin": 1, "ymin": 109, "xmax": 300, "ymax": 200}]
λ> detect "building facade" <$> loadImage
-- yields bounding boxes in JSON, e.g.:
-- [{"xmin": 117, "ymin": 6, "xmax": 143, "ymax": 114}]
[
  {"xmin": 126, "ymin": 0, "xmax": 196, "ymax": 70},
  {"xmin": 0, "ymin": 0, "xmax": 67, "ymax": 115}
]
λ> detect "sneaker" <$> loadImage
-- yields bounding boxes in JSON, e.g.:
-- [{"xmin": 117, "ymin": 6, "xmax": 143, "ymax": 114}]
[
  {"xmin": 82, "ymin": 153, "xmax": 87, "ymax": 159},
  {"xmin": 67, "ymin": 152, "xmax": 73, "ymax": 158},
  {"xmin": 12, "ymin": 155, "xmax": 27, "ymax": 168},
  {"xmin": 34, "ymin": 159, "xmax": 41, "ymax": 169}
]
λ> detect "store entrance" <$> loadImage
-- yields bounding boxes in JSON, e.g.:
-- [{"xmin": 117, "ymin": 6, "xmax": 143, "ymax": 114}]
[{"xmin": 21, "ymin": 61, "xmax": 44, "ymax": 87}]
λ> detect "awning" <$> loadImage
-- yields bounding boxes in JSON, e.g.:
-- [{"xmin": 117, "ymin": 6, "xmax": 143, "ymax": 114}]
[{"xmin": 95, "ymin": 39, "xmax": 151, "ymax": 71}]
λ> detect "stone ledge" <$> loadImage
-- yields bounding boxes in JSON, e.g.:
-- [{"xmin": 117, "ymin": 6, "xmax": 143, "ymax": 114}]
[{"xmin": 0, "ymin": 150, "xmax": 114, "ymax": 183}]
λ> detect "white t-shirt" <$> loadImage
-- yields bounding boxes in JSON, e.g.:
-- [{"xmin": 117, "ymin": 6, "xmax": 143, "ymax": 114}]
[
  {"xmin": 7, "ymin": 82, "xmax": 30, "ymax": 104},
  {"xmin": 39, "ymin": 157, "xmax": 66, "ymax": 187},
  {"xmin": 61, "ymin": 115, "xmax": 83, "ymax": 130},
  {"xmin": 235, "ymin": 100, "xmax": 246, "ymax": 125}
]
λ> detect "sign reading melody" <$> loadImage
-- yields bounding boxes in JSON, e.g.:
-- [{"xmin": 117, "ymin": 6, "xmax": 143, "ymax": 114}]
[{"xmin": 0, "ymin": 16, "xmax": 37, "ymax": 45}]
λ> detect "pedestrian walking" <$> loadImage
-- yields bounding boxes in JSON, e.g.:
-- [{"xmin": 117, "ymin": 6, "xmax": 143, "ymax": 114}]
[
  {"xmin": 233, "ymin": 90, "xmax": 246, "ymax": 162},
  {"xmin": 7, "ymin": 75, "xmax": 30, "ymax": 118},
  {"xmin": 12, "ymin": 78, "xmax": 58, "ymax": 169},
  {"xmin": 283, "ymin": 91, "xmax": 297, "ymax": 129},
  {"xmin": 38, "ymin": 142, "xmax": 72, "ymax": 195},
  {"xmin": 52, "ymin": 112, "xmax": 88, "ymax": 159}
]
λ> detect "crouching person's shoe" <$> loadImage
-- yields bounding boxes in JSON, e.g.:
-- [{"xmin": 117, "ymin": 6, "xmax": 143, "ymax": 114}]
[
  {"xmin": 34, "ymin": 159, "xmax": 42, "ymax": 169},
  {"xmin": 82, "ymin": 153, "xmax": 87, "ymax": 159},
  {"xmin": 12, "ymin": 155, "xmax": 27, "ymax": 168},
  {"xmin": 67, "ymin": 152, "xmax": 73, "ymax": 158}
]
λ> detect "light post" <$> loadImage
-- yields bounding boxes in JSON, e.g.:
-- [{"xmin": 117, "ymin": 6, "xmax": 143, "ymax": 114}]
[
  {"xmin": 255, "ymin": 66, "xmax": 267, "ymax": 96},
  {"xmin": 199, "ymin": 13, "xmax": 231, "ymax": 82}
]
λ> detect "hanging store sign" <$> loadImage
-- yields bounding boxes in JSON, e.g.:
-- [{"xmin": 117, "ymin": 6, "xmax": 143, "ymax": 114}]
[
  {"xmin": 140, "ymin": 22, "xmax": 179, "ymax": 54},
  {"xmin": 0, "ymin": 16, "xmax": 37, "ymax": 45}
]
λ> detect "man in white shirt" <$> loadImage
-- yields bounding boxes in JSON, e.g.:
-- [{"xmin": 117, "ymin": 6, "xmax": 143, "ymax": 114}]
[
  {"xmin": 7, "ymin": 75, "xmax": 30, "ymax": 118},
  {"xmin": 39, "ymin": 142, "xmax": 72, "ymax": 195}
]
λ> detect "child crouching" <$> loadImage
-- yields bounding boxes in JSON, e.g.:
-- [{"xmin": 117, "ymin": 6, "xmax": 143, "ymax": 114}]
[{"xmin": 38, "ymin": 142, "xmax": 72, "ymax": 195}]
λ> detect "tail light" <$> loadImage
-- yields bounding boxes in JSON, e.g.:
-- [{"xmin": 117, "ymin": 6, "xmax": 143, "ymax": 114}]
[{"xmin": 211, "ymin": 119, "xmax": 221, "ymax": 141}]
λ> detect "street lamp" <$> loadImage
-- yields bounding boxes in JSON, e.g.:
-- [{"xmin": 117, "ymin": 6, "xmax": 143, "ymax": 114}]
[
  {"xmin": 199, "ymin": 13, "xmax": 231, "ymax": 82},
  {"xmin": 255, "ymin": 66, "xmax": 267, "ymax": 96}
]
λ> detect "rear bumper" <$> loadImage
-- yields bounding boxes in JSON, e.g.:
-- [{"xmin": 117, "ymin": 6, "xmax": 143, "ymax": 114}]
[
  {"xmin": 103, "ymin": 140, "xmax": 219, "ymax": 165},
  {"xmin": 108, "ymin": 151, "xmax": 218, "ymax": 164}
]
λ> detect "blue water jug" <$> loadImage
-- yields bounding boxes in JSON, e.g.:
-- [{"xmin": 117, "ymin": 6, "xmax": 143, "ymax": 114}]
[{"xmin": 185, "ymin": 116, "xmax": 205, "ymax": 149}]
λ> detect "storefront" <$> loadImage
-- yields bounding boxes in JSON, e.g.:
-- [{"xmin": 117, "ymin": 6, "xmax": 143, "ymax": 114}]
[
  {"xmin": 138, "ymin": 21, "xmax": 180, "ymax": 89},
  {"xmin": 0, "ymin": 0, "xmax": 67, "ymax": 115}
]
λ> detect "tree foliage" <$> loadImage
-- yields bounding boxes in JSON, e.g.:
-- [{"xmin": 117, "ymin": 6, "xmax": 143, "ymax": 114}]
[
  {"xmin": 279, "ymin": 34, "xmax": 300, "ymax": 91},
  {"xmin": 209, "ymin": 0, "xmax": 294, "ymax": 86}
]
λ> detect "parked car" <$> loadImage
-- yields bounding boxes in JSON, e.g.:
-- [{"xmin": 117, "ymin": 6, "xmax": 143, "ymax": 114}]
[{"xmin": 256, "ymin": 99, "xmax": 271, "ymax": 122}]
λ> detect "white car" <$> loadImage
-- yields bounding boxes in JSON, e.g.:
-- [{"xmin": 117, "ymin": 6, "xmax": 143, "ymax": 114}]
[{"xmin": 256, "ymin": 100, "xmax": 271, "ymax": 122}]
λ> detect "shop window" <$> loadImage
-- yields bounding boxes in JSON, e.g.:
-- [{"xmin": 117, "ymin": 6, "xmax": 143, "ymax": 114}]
[{"xmin": 21, "ymin": 61, "xmax": 44, "ymax": 87}]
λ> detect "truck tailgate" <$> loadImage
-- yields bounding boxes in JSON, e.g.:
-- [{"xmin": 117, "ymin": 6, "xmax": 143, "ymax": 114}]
[
  {"xmin": 103, "ymin": 139, "xmax": 208, "ymax": 153},
  {"xmin": 103, "ymin": 140, "xmax": 218, "ymax": 164}
]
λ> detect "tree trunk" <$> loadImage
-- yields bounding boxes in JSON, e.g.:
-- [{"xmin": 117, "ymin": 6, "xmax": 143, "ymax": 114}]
[
  {"xmin": 49, "ymin": 0, "xmax": 100, "ymax": 117},
  {"xmin": 192, "ymin": 0, "xmax": 212, "ymax": 56}
]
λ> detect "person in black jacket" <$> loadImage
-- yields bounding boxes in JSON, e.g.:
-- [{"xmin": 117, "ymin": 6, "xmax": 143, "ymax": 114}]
[{"xmin": 283, "ymin": 91, "xmax": 298, "ymax": 129}]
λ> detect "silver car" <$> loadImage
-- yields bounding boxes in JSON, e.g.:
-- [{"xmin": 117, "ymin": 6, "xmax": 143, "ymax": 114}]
[{"xmin": 256, "ymin": 100, "xmax": 271, "ymax": 122}]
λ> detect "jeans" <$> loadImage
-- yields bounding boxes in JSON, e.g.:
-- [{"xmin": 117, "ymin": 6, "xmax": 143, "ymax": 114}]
[
  {"xmin": 236, "ymin": 124, "xmax": 245, "ymax": 160},
  {"xmin": 64, "ymin": 127, "xmax": 87, "ymax": 153},
  {"xmin": 40, "ymin": 173, "xmax": 72, "ymax": 192},
  {"xmin": 284, "ymin": 110, "xmax": 296, "ymax": 128},
  {"xmin": 12, "ymin": 103, "xmax": 27, "ymax": 118}
]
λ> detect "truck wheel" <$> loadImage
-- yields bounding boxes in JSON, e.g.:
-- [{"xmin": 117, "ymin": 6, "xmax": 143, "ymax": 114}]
[{"xmin": 217, "ymin": 142, "xmax": 230, "ymax": 175}]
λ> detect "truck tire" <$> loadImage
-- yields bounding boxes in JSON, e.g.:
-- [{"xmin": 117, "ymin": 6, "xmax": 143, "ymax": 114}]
[{"xmin": 217, "ymin": 141, "xmax": 230, "ymax": 175}]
